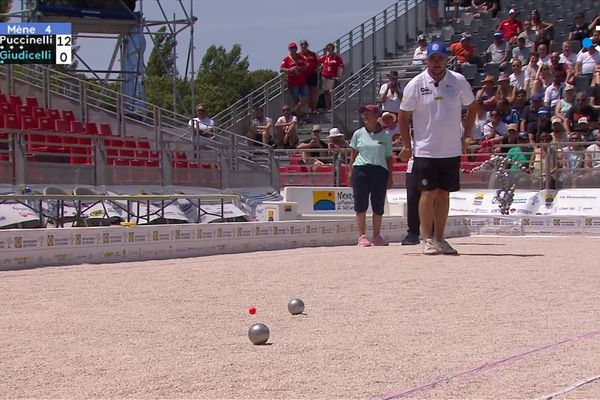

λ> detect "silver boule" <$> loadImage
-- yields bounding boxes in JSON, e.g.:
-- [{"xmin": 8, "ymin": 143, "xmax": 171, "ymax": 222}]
[
  {"xmin": 248, "ymin": 323, "xmax": 270, "ymax": 345},
  {"xmin": 288, "ymin": 298, "xmax": 305, "ymax": 315}
]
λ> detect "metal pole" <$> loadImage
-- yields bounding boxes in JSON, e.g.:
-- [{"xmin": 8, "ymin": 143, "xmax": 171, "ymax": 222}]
[
  {"xmin": 361, "ymin": 23, "xmax": 365, "ymax": 67},
  {"xmin": 371, "ymin": 16, "xmax": 377, "ymax": 60},
  {"xmin": 190, "ymin": 0, "xmax": 195, "ymax": 110},
  {"xmin": 383, "ymin": 9, "xmax": 388, "ymax": 57}
]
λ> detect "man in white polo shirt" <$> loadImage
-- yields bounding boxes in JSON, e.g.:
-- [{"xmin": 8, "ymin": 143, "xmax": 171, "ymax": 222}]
[{"xmin": 398, "ymin": 40, "xmax": 478, "ymax": 255}]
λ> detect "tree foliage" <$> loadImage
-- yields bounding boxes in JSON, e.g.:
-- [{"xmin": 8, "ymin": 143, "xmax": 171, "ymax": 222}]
[{"xmin": 146, "ymin": 26, "xmax": 176, "ymax": 78}]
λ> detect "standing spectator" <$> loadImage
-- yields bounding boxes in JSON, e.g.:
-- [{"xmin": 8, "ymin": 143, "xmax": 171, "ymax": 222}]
[
  {"xmin": 575, "ymin": 41, "xmax": 600, "ymax": 78},
  {"xmin": 568, "ymin": 13, "xmax": 593, "ymax": 42},
  {"xmin": 512, "ymin": 34, "xmax": 530, "ymax": 63},
  {"xmin": 486, "ymin": 31, "xmax": 511, "ymax": 65},
  {"xmin": 427, "ymin": 0, "xmax": 440, "ymax": 27},
  {"xmin": 299, "ymin": 40, "xmax": 319, "ymax": 114},
  {"xmin": 280, "ymin": 42, "xmax": 308, "ymax": 114},
  {"xmin": 379, "ymin": 71, "xmax": 403, "ymax": 116},
  {"xmin": 348, "ymin": 104, "xmax": 393, "ymax": 247},
  {"xmin": 188, "ymin": 103, "xmax": 215, "ymax": 141},
  {"xmin": 472, "ymin": 0, "xmax": 500, "ymax": 18},
  {"xmin": 274, "ymin": 105, "xmax": 299, "ymax": 148},
  {"xmin": 246, "ymin": 106, "xmax": 272, "ymax": 146},
  {"xmin": 554, "ymin": 83, "xmax": 576, "ymax": 122},
  {"xmin": 564, "ymin": 93, "xmax": 599, "ymax": 133},
  {"xmin": 318, "ymin": 43, "xmax": 345, "ymax": 112},
  {"xmin": 510, "ymin": 59, "xmax": 526, "ymax": 89},
  {"xmin": 398, "ymin": 40, "xmax": 477, "ymax": 255},
  {"xmin": 297, "ymin": 124, "xmax": 328, "ymax": 168},
  {"xmin": 544, "ymin": 71, "xmax": 565, "ymax": 108},
  {"xmin": 497, "ymin": 8, "xmax": 523, "ymax": 45},
  {"xmin": 413, "ymin": 35, "xmax": 428, "ymax": 65},
  {"xmin": 559, "ymin": 41, "xmax": 578, "ymax": 72},
  {"xmin": 529, "ymin": 9, "xmax": 553, "ymax": 47},
  {"xmin": 520, "ymin": 92, "xmax": 543, "ymax": 132}
]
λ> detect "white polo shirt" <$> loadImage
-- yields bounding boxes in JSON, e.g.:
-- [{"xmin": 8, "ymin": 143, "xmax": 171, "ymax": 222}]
[{"xmin": 400, "ymin": 69, "xmax": 475, "ymax": 158}]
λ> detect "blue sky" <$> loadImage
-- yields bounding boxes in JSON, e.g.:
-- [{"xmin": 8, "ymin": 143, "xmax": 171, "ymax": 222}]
[{"xmin": 11, "ymin": 1, "xmax": 397, "ymax": 75}]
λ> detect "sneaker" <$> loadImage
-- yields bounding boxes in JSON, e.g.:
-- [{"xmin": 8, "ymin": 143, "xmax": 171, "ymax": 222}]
[
  {"xmin": 371, "ymin": 234, "xmax": 389, "ymax": 246},
  {"xmin": 438, "ymin": 239, "xmax": 458, "ymax": 255},
  {"xmin": 357, "ymin": 234, "xmax": 371, "ymax": 247},
  {"xmin": 422, "ymin": 239, "xmax": 441, "ymax": 255},
  {"xmin": 401, "ymin": 232, "xmax": 421, "ymax": 245}
]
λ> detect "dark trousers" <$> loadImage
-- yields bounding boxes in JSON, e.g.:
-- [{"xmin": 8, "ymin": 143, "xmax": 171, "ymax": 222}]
[{"xmin": 406, "ymin": 171, "xmax": 421, "ymax": 236}]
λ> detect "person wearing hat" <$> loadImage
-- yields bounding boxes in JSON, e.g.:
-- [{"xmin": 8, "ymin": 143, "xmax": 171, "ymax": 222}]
[
  {"xmin": 317, "ymin": 43, "xmax": 345, "ymax": 112},
  {"xmin": 574, "ymin": 117, "xmax": 595, "ymax": 142},
  {"xmin": 496, "ymin": 72, "xmax": 512, "ymax": 100},
  {"xmin": 280, "ymin": 42, "xmax": 309, "ymax": 114},
  {"xmin": 506, "ymin": 131, "xmax": 533, "ymax": 171},
  {"xmin": 412, "ymin": 35, "xmax": 428, "ymax": 65},
  {"xmin": 325, "ymin": 127, "xmax": 349, "ymax": 166},
  {"xmin": 564, "ymin": 93, "xmax": 598, "ymax": 134},
  {"xmin": 486, "ymin": 31, "xmax": 510, "ymax": 65},
  {"xmin": 449, "ymin": 32, "xmax": 483, "ymax": 69},
  {"xmin": 380, "ymin": 112, "xmax": 401, "ymax": 147},
  {"xmin": 398, "ymin": 40, "xmax": 478, "ymax": 255},
  {"xmin": 527, "ymin": 106, "xmax": 552, "ymax": 143},
  {"xmin": 550, "ymin": 116, "xmax": 567, "ymax": 143},
  {"xmin": 379, "ymin": 70, "xmax": 403, "ymax": 116},
  {"xmin": 348, "ymin": 104, "xmax": 393, "ymax": 247},
  {"xmin": 497, "ymin": 8, "xmax": 523, "ymax": 45},
  {"xmin": 519, "ymin": 91, "xmax": 543, "ymax": 132},
  {"xmin": 297, "ymin": 124, "xmax": 328, "ymax": 168},
  {"xmin": 475, "ymin": 74, "xmax": 497, "ymax": 112},
  {"xmin": 494, "ymin": 122, "xmax": 521, "ymax": 153}
]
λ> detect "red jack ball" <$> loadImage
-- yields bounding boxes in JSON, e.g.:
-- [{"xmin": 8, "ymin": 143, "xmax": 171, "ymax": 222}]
[{"xmin": 248, "ymin": 307, "xmax": 256, "ymax": 315}]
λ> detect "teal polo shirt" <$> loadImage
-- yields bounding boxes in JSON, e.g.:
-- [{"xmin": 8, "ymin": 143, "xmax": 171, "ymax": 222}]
[{"xmin": 350, "ymin": 126, "xmax": 393, "ymax": 170}]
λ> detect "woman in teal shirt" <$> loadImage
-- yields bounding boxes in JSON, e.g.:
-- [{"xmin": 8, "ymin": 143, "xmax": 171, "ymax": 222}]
[{"xmin": 348, "ymin": 104, "xmax": 394, "ymax": 247}]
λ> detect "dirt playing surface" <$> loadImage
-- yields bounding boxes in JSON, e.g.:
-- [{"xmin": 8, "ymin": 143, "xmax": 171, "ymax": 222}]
[{"xmin": 1, "ymin": 236, "xmax": 599, "ymax": 399}]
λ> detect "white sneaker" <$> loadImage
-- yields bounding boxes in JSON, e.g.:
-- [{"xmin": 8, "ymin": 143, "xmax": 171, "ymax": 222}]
[
  {"xmin": 422, "ymin": 239, "xmax": 441, "ymax": 255},
  {"xmin": 438, "ymin": 239, "xmax": 458, "ymax": 255}
]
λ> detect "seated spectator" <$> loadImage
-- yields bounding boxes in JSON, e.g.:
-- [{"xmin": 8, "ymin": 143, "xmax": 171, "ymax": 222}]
[
  {"xmin": 413, "ymin": 35, "xmax": 428, "ymax": 65},
  {"xmin": 551, "ymin": 116, "xmax": 568, "ymax": 143},
  {"xmin": 511, "ymin": 89, "xmax": 529, "ymax": 118},
  {"xmin": 486, "ymin": 31, "xmax": 511, "ymax": 65},
  {"xmin": 521, "ymin": 20, "xmax": 538, "ymax": 48},
  {"xmin": 574, "ymin": 117, "xmax": 595, "ymax": 142},
  {"xmin": 554, "ymin": 83, "xmax": 576, "ymax": 121},
  {"xmin": 476, "ymin": 75, "xmax": 498, "ymax": 112},
  {"xmin": 584, "ymin": 133, "xmax": 600, "ymax": 168},
  {"xmin": 280, "ymin": 42, "xmax": 308, "ymax": 115},
  {"xmin": 318, "ymin": 43, "xmax": 345, "ymax": 112},
  {"xmin": 297, "ymin": 124, "xmax": 328, "ymax": 168},
  {"xmin": 326, "ymin": 128, "xmax": 349, "ymax": 163},
  {"xmin": 472, "ymin": 104, "xmax": 488, "ymax": 144},
  {"xmin": 188, "ymin": 103, "xmax": 215, "ymax": 140},
  {"xmin": 510, "ymin": 59, "xmax": 526, "ymax": 90},
  {"xmin": 520, "ymin": 92, "xmax": 544, "ymax": 132},
  {"xmin": 379, "ymin": 71, "xmax": 403, "ymax": 116},
  {"xmin": 568, "ymin": 12, "xmax": 593, "ymax": 42},
  {"xmin": 524, "ymin": 53, "xmax": 541, "ymax": 94},
  {"xmin": 537, "ymin": 44, "xmax": 551, "ymax": 66},
  {"xmin": 483, "ymin": 110, "xmax": 508, "ymax": 143},
  {"xmin": 246, "ymin": 106, "xmax": 272, "ymax": 146},
  {"xmin": 532, "ymin": 63, "xmax": 553, "ymax": 96},
  {"xmin": 544, "ymin": 71, "xmax": 565, "ymax": 108},
  {"xmin": 564, "ymin": 93, "xmax": 598, "ymax": 133},
  {"xmin": 529, "ymin": 9, "xmax": 553, "ymax": 48},
  {"xmin": 495, "ymin": 123, "xmax": 521, "ymax": 154},
  {"xmin": 575, "ymin": 40, "xmax": 600, "ymax": 78},
  {"xmin": 590, "ymin": 65, "xmax": 600, "ymax": 111},
  {"xmin": 512, "ymin": 34, "xmax": 530, "ymax": 64},
  {"xmin": 506, "ymin": 131, "xmax": 533, "ymax": 170},
  {"xmin": 531, "ymin": 132, "xmax": 558, "ymax": 189},
  {"xmin": 559, "ymin": 41, "xmax": 578, "ymax": 73},
  {"xmin": 548, "ymin": 52, "xmax": 568, "ymax": 82},
  {"xmin": 450, "ymin": 32, "xmax": 483, "ymax": 69},
  {"xmin": 559, "ymin": 132, "xmax": 585, "ymax": 185},
  {"xmin": 498, "ymin": 98, "xmax": 519, "ymax": 125},
  {"xmin": 496, "ymin": 72, "xmax": 512, "ymax": 102},
  {"xmin": 527, "ymin": 106, "xmax": 552, "ymax": 143},
  {"xmin": 274, "ymin": 105, "xmax": 299, "ymax": 148},
  {"xmin": 380, "ymin": 112, "xmax": 402, "ymax": 149},
  {"xmin": 472, "ymin": 0, "xmax": 500, "ymax": 18},
  {"xmin": 497, "ymin": 8, "xmax": 523, "ymax": 45}
]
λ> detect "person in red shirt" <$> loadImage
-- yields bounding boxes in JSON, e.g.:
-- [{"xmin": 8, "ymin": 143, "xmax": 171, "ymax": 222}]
[
  {"xmin": 280, "ymin": 42, "xmax": 308, "ymax": 114},
  {"xmin": 317, "ymin": 42, "xmax": 345, "ymax": 112},
  {"xmin": 299, "ymin": 40, "xmax": 319, "ymax": 114},
  {"xmin": 497, "ymin": 8, "xmax": 523, "ymax": 44}
]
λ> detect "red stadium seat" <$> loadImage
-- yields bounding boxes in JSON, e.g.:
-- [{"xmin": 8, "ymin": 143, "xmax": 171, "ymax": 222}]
[
  {"xmin": 54, "ymin": 119, "xmax": 70, "ymax": 132},
  {"xmin": 16, "ymin": 105, "xmax": 32, "ymax": 120},
  {"xmin": 8, "ymin": 95, "xmax": 22, "ymax": 108},
  {"xmin": 46, "ymin": 108, "xmax": 60, "ymax": 122},
  {"xmin": 25, "ymin": 96, "xmax": 39, "ymax": 109},
  {"xmin": 38, "ymin": 116, "xmax": 55, "ymax": 131},
  {"xmin": 3, "ymin": 114, "xmax": 19, "ymax": 129},
  {"xmin": 21, "ymin": 115, "xmax": 38, "ymax": 130},
  {"xmin": 0, "ymin": 93, "xmax": 7, "ymax": 104},
  {"xmin": 84, "ymin": 122, "xmax": 98, "ymax": 135},
  {"xmin": 61, "ymin": 110, "xmax": 75, "ymax": 123},
  {"xmin": 0, "ymin": 103, "xmax": 14, "ymax": 116},
  {"xmin": 99, "ymin": 123, "xmax": 112, "ymax": 136},
  {"xmin": 32, "ymin": 107, "xmax": 46, "ymax": 121},
  {"xmin": 70, "ymin": 120, "xmax": 85, "ymax": 134}
]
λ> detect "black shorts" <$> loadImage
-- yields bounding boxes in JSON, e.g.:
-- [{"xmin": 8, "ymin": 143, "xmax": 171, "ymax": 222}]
[
  {"xmin": 414, "ymin": 156, "xmax": 460, "ymax": 192},
  {"xmin": 306, "ymin": 72, "xmax": 319, "ymax": 87},
  {"xmin": 351, "ymin": 164, "xmax": 389, "ymax": 215}
]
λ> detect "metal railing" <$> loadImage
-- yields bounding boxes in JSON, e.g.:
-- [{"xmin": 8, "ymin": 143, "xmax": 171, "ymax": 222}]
[{"xmin": 212, "ymin": 0, "xmax": 427, "ymax": 134}]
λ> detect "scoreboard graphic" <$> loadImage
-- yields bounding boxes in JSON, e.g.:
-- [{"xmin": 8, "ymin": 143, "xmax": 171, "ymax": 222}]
[{"xmin": 0, "ymin": 23, "xmax": 71, "ymax": 65}]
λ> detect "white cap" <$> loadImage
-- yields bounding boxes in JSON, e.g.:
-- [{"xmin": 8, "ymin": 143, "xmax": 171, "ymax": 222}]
[{"xmin": 327, "ymin": 128, "xmax": 344, "ymax": 138}]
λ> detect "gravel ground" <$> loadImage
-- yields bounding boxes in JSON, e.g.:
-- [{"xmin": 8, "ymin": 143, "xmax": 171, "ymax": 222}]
[{"xmin": 1, "ymin": 236, "xmax": 599, "ymax": 399}]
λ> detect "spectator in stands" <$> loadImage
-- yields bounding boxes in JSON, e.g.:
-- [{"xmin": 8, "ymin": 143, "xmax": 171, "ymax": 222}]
[
  {"xmin": 326, "ymin": 128, "xmax": 349, "ymax": 163},
  {"xmin": 188, "ymin": 103, "xmax": 215, "ymax": 140},
  {"xmin": 531, "ymin": 132, "xmax": 558, "ymax": 188},
  {"xmin": 512, "ymin": 89, "xmax": 529, "ymax": 118},
  {"xmin": 528, "ymin": 9, "xmax": 553, "ymax": 47},
  {"xmin": 559, "ymin": 40, "xmax": 578, "ymax": 72},
  {"xmin": 280, "ymin": 42, "xmax": 308, "ymax": 115},
  {"xmin": 575, "ymin": 40, "xmax": 600, "ymax": 78},
  {"xmin": 297, "ymin": 124, "xmax": 328, "ymax": 169},
  {"xmin": 520, "ymin": 92, "xmax": 543, "ymax": 132},
  {"xmin": 584, "ymin": 133, "xmax": 600, "ymax": 168},
  {"xmin": 532, "ymin": 63, "xmax": 553, "ymax": 96},
  {"xmin": 380, "ymin": 111, "xmax": 402, "ymax": 150},
  {"xmin": 498, "ymin": 98, "xmax": 519, "ymax": 125},
  {"xmin": 551, "ymin": 116, "xmax": 568, "ymax": 143},
  {"xmin": 471, "ymin": 0, "xmax": 500, "ymax": 18},
  {"xmin": 497, "ymin": 8, "xmax": 523, "ymax": 45},
  {"xmin": 574, "ymin": 117, "xmax": 595, "ymax": 142},
  {"xmin": 544, "ymin": 71, "xmax": 566, "ymax": 108},
  {"xmin": 450, "ymin": 32, "xmax": 483, "ymax": 69},
  {"xmin": 524, "ymin": 53, "xmax": 541, "ymax": 94},
  {"xmin": 427, "ymin": 0, "xmax": 441, "ymax": 27},
  {"xmin": 476, "ymin": 75, "xmax": 498, "ymax": 111},
  {"xmin": 528, "ymin": 107, "xmax": 553, "ymax": 143},
  {"xmin": 537, "ymin": 44, "xmax": 551, "ymax": 66},
  {"xmin": 299, "ymin": 40, "xmax": 319, "ymax": 114},
  {"xmin": 506, "ymin": 131, "xmax": 533, "ymax": 170},
  {"xmin": 379, "ymin": 71, "xmax": 403, "ymax": 116},
  {"xmin": 512, "ymin": 34, "xmax": 530, "ymax": 64},
  {"xmin": 568, "ymin": 12, "xmax": 593, "ymax": 42},
  {"xmin": 348, "ymin": 104, "xmax": 393, "ymax": 247},
  {"xmin": 496, "ymin": 72, "xmax": 512, "ymax": 102},
  {"xmin": 495, "ymin": 123, "xmax": 521, "ymax": 153},
  {"xmin": 590, "ymin": 65, "xmax": 600, "ymax": 112},
  {"xmin": 274, "ymin": 105, "xmax": 299, "ymax": 148},
  {"xmin": 318, "ymin": 43, "xmax": 345, "ymax": 112},
  {"xmin": 548, "ymin": 52, "xmax": 568, "ymax": 83},
  {"xmin": 483, "ymin": 110, "xmax": 507, "ymax": 143},
  {"xmin": 564, "ymin": 93, "xmax": 598, "ymax": 133},
  {"xmin": 412, "ymin": 35, "xmax": 428, "ymax": 65},
  {"xmin": 521, "ymin": 20, "xmax": 538, "ymax": 48},
  {"xmin": 554, "ymin": 83, "xmax": 576, "ymax": 121},
  {"xmin": 510, "ymin": 59, "xmax": 526, "ymax": 89},
  {"xmin": 559, "ymin": 132, "xmax": 585, "ymax": 187},
  {"xmin": 246, "ymin": 106, "xmax": 272, "ymax": 146},
  {"xmin": 486, "ymin": 31, "xmax": 511, "ymax": 65}
]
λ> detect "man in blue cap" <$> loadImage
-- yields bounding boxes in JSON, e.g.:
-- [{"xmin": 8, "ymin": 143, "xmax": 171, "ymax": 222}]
[
  {"xmin": 527, "ymin": 106, "xmax": 553, "ymax": 143},
  {"xmin": 398, "ymin": 41, "xmax": 478, "ymax": 255}
]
